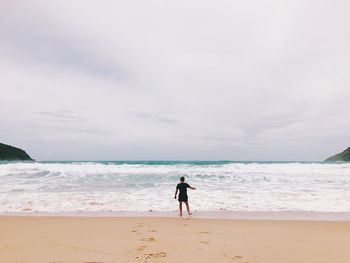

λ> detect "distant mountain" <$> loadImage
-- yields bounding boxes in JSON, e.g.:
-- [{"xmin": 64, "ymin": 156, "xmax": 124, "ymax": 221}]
[
  {"xmin": 325, "ymin": 147, "xmax": 350, "ymax": 162},
  {"xmin": 0, "ymin": 143, "xmax": 33, "ymax": 161}
]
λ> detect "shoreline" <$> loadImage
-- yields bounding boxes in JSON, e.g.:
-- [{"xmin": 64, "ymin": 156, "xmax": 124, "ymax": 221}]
[{"xmin": 2, "ymin": 210, "xmax": 350, "ymax": 221}]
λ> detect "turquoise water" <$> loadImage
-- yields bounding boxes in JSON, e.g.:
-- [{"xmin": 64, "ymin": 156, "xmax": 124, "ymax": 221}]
[{"xmin": 38, "ymin": 160, "xmax": 319, "ymax": 164}]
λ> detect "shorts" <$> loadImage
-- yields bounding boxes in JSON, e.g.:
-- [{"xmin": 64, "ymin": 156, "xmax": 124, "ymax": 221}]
[{"xmin": 178, "ymin": 195, "xmax": 188, "ymax": 202}]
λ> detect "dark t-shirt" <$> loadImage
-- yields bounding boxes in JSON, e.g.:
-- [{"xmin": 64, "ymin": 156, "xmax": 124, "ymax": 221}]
[{"xmin": 176, "ymin": 182, "xmax": 190, "ymax": 198}]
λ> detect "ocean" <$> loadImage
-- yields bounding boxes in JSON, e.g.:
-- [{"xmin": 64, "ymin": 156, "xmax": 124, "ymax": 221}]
[{"xmin": 0, "ymin": 161, "xmax": 349, "ymax": 214}]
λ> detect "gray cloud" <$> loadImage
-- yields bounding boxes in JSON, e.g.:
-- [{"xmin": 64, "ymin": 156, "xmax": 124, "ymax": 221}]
[
  {"xmin": 0, "ymin": 0, "xmax": 349, "ymax": 161},
  {"xmin": 32, "ymin": 111, "xmax": 112, "ymax": 136},
  {"xmin": 34, "ymin": 111, "xmax": 85, "ymax": 122},
  {"xmin": 130, "ymin": 112, "xmax": 179, "ymax": 124},
  {"xmin": 0, "ymin": 6, "xmax": 123, "ymax": 81},
  {"xmin": 36, "ymin": 124, "xmax": 112, "ymax": 136}
]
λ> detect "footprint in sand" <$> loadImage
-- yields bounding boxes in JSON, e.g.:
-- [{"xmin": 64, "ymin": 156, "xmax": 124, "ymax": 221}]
[
  {"xmin": 136, "ymin": 245, "xmax": 146, "ymax": 252},
  {"xmin": 132, "ymin": 223, "xmax": 146, "ymax": 234},
  {"xmin": 144, "ymin": 252, "xmax": 167, "ymax": 259},
  {"xmin": 223, "ymin": 254, "xmax": 248, "ymax": 262},
  {"xmin": 141, "ymin": 237, "xmax": 155, "ymax": 242},
  {"xmin": 131, "ymin": 230, "xmax": 141, "ymax": 235}
]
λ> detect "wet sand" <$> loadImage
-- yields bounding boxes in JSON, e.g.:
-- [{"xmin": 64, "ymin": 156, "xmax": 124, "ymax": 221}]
[{"xmin": 1, "ymin": 216, "xmax": 350, "ymax": 263}]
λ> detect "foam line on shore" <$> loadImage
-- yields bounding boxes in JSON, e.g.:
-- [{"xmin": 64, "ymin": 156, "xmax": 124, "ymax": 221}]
[{"xmin": 1, "ymin": 211, "xmax": 350, "ymax": 221}]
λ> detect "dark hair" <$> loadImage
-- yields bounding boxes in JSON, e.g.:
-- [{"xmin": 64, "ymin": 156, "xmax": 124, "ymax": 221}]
[{"xmin": 180, "ymin": 176, "xmax": 185, "ymax": 182}]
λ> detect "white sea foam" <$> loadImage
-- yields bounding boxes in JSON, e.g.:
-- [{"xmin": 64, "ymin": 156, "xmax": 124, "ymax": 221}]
[{"xmin": 0, "ymin": 161, "xmax": 349, "ymax": 213}]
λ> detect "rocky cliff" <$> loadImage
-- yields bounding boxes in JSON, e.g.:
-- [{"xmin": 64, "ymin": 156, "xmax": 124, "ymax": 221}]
[
  {"xmin": 0, "ymin": 143, "xmax": 33, "ymax": 161},
  {"xmin": 325, "ymin": 147, "xmax": 350, "ymax": 162}
]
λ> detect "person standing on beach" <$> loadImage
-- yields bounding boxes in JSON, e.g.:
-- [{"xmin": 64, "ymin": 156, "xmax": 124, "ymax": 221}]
[{"xmin": 174, "ymin": 176, "xmax": 196, "ymax": 216}]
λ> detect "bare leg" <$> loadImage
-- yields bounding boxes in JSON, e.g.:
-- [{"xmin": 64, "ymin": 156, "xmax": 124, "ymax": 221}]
[
  {"xmin": 185, "ymin": 201, "xmax": 192, "ymax": 215},
  {"xmin": 179, "ymin": 202, "xmax": 183, "ymax": 216}
]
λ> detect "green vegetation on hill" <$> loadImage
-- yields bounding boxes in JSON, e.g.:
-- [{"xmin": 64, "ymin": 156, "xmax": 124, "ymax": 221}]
[
  {"xmin": 0, "ymin": 143, "xmax": 33, "ymax": 161},
  {"xmin": 325, "ymin": 147, "xmax": 350, "ymax": 162}
]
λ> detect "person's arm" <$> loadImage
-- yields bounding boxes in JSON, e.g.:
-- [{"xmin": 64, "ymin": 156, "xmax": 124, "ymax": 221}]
[
  {"xmin": 187, "ymin": 183, "xmax": 196, "ymax": 190},
  {"xmin": 174, "ymin": 188, "xmax": 178, "ymax": 199}
]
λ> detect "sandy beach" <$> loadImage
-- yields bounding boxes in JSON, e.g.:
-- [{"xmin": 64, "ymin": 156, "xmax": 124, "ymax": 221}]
[{"xmin": 0, "ymin": 216, "xmax": 349, "ymax": 263}]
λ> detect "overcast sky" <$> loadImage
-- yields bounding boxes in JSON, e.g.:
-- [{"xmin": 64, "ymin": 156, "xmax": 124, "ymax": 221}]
[{"xmin": 1, "ymin": 0, "xmax": 349, "ymax": 161}]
